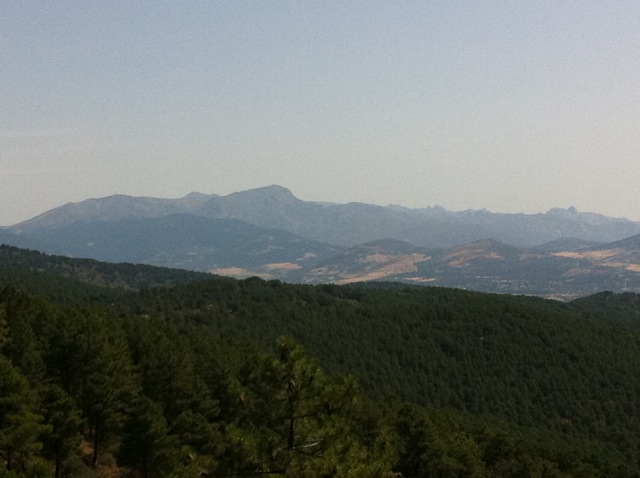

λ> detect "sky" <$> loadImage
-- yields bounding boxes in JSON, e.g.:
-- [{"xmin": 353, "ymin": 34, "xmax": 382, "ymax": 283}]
[{"xmin": 2, "ymin": 1, "xmax": 640, "ymax": 226}]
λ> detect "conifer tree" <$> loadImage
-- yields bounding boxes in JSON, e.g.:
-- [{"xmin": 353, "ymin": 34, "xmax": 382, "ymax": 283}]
[
  {"xmin": 226, "ymin": 337, "xmax": 393, "ymax": 477},
  {"xmin": 0, "ymin": 356, "xmax": 46, "ymax": 472},
  {"xmin": 118, "ymin": 395, "xmax": 180, "ymax": 478},
  {"xmin": 38, "ymin": 384, "xmax": 84, "ymax": 478}
]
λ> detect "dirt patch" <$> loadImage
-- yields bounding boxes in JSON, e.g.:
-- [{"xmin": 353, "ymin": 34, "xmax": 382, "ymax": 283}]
[
  {"xmin": 553, "ymin": 249, "xmax": 621, "ymax": 260},
  {"xmin": 447, "ymin": 251, "xmax": 503, "ymax": 267},
  {"xmin": 264, "ymin": 262, "xmax": 302, "ymax": 270},
  {"xmin": 334, "ymin": 254, "xmax": 430, "ymax": 284},
  {"xmin": 405, "ymin": 277, "xmax": 437, "ymax": 283},
  {"xmin": 210, "ymin": 267, "xmax": 271, "ymax": 279}
]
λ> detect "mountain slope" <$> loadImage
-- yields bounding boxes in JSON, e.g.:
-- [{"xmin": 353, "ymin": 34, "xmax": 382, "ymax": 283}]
[
  {"xmin": 10, "ymin": 185, "xmax": 640, "ymax": 248},
  {"xmin": 12, "ymin": 192, "xmax": 216, "ymax": 232},
  {"xmin": 300, "ymin": 239, "xmax": 432, "ymax": 284},
  {"xmin": 8, "ymin": 213, "xmax": 341, "ymax": 278},
  {"xmin": 296, "ymin": 237, "xmax": 640, "ymax": 300},
  {"xmin": 195, "ymin": 191, "xmax": 640, "ymax": 247}
]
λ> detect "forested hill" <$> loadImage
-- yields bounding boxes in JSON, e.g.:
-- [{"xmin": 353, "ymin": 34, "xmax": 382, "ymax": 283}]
[
  {"xmin": 0, "ymin": 244, "xmax": 209, "ymax": 304},
  {"xmin": 129, "ymin": 279, "xmax": 640, "ymax": 433},
  {"xmin": 3, "ymin": 247, "xmax": 640, "ymax": 476}
]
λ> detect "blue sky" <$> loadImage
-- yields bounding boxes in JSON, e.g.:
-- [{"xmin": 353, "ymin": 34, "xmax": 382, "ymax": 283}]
[{"xmin": 2, "ymin": 1, "xmax": 640, "ymax": 225}]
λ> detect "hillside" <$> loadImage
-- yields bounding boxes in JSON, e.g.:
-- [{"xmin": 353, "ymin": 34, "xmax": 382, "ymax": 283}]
[
  {"xmin": 3, "ymin": 249, "xmax": 640, "ymax": 475},
  {"xmin": 0, "ymin": 244, "xmax": 209, "ymax": 304},
  {"xmin": 6, "ymin": 230, "xmax": 640, "ymax": 300},
  {"xmin": 5, "ymin": 214, "xmax": 340, "ymax": 277}
]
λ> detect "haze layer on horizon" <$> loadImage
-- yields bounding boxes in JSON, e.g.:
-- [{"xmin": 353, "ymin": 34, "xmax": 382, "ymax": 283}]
[{"xmin": 2, "ymin": 2, "xmax": 640, "ymax": 226}]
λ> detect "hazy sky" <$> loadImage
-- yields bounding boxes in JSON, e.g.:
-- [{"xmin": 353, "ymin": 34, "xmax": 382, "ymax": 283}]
[{"xmin": 2, "ymin": 1, "xmax": 640, "ymax": 225}]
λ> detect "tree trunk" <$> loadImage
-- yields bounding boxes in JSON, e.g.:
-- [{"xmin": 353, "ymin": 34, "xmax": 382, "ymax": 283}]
[
  {"xmin": 55, "ymin": 450, "xmax": 61, "ymax": 478},
  {"xmin": 288, "ymin": 415, "xmax": 295, "ymax": 450},
  {"xmin": 92, "ymin": 424, "xmax": 99, "ymax": 467}
]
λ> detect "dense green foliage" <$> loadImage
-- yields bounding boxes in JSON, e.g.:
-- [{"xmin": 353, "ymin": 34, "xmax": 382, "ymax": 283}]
[
  {"xmin": 0, "ymin": 288, "xmax": 395, "ymax": 477},
  {"xmin": 124, "ymin": 279, "xmax": 640, "ymax": 451},
  {"xmin": 0, "ymin": 245, "xmax": 209, "ymax": 295},
  {"xmin": 2, "ymin": 246, "xmax": 640, "ymax": 476}
]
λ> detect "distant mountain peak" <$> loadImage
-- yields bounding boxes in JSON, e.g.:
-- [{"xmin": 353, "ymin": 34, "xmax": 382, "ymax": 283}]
[
  {"xmin": 184, "ymin": 191, "xmax": 210, "ymax": 199},
  {"xmin": 546, "ymin": 206, "xmax": 580, "ymax": 216},
  {"xmin": 228, "ymin": 184, "xmax": 296, "ymax": 199}
]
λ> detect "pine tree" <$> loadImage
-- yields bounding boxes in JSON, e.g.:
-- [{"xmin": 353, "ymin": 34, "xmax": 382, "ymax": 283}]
[
  {"xmin": 0, "ymin": 356, "xmax": 47, "ymax": 472},
  {"xmin": 79, "ymin": 315, "xmax": 136, "ymax": 467},
  {"xmin": 118, "ymin": 395, "xmax": 180, "ymax": 478},
  {"xmin": 226, "ymin": 337, "xmax": 393, "ymax": 477},
  {"xmin": 39, "ymin": 384, "xmax": 84, "ymax": 478}
]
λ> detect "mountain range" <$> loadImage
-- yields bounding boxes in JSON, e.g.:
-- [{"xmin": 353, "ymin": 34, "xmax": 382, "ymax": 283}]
[{"xmin": 4, "ymin": 185, "xmax": 640, "ymax": 299}]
